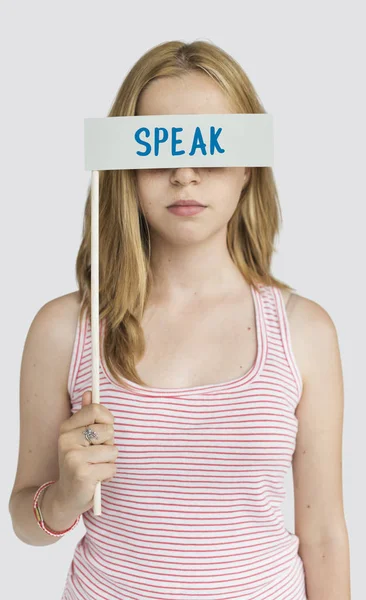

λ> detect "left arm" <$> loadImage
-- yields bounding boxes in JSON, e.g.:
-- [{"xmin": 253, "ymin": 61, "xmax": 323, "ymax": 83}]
[{"xmin": 290, "ymin": 296, "xmax": 351, "ymax": 599}]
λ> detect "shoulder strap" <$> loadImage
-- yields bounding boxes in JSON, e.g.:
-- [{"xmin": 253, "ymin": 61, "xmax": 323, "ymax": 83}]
[
  {"xmin": 271, "ymin": 286, "xmax": 303, "ymax": 400},
  {"xmin": 67, "ymin": 307, "xmax": 90, "ymax": 406}
]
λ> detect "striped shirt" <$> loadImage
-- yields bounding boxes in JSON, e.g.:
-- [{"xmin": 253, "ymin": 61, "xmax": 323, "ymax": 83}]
[{"xmin": 61, "ymin": 283, "xmax": 307, "ymax": 599}]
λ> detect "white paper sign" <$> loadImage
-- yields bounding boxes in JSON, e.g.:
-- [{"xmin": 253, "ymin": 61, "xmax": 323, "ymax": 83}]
[{"xmin": 84, "ymin": 113, "xmax": 273, "ymax": 170}]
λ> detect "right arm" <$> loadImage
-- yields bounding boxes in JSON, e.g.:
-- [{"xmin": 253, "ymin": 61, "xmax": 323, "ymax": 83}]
[{"xmin": 8, "ymin": 292, "xmax": 81, "ymax": 546}]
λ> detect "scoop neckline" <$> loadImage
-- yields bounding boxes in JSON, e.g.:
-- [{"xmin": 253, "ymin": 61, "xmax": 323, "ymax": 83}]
[{"xmin": 99, "ymin": 284, "xmax": 266, "ymax": 396}]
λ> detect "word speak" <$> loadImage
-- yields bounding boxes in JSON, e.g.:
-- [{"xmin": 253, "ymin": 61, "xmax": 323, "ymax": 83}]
[{"xmin": 134, "ymin": 126, "xmax": 225, "ymax": 157}]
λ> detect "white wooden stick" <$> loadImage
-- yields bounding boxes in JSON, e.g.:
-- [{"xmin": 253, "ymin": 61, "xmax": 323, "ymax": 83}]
[{"xmin": 91, "ymin": 169, "xmax": 102, "ymax": 515}]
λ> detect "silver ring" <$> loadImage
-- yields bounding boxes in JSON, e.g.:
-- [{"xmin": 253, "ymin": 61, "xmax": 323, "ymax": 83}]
[{"xmin": 83, "ymin": 427, "xmax": 98, "ymax": 444}]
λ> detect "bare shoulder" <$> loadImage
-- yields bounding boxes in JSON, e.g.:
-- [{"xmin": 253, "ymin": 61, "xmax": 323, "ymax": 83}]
[
  {"xmin": 38, "ymin": 290, "xmax": 81, "ymax": 339},
  {"xmin": 278, "ymin": 288, "xmax": 339, "ymax": 385},
  {"xmin": 30, "ymin": 291, "xmax": 82, "ymax": 390},
  {"xmin": 41, "ymin": 290, "xmax": 81, "ymax": 322}
]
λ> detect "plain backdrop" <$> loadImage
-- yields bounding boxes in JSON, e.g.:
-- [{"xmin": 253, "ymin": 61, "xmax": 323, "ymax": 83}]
[{"xmin": 1, "ymin": 0, "xmax": 365, "ymax": 598}]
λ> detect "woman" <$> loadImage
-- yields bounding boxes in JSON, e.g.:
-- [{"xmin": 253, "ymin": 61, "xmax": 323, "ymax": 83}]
[{"xmin": 9, "ymin": 40, "xmax": 350, "ymax": 599}]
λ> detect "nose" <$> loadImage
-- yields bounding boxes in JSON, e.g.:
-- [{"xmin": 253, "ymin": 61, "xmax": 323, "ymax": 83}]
[{"xmin": 170, "ymin": 167, "xmax": 200, "ymax": 186}]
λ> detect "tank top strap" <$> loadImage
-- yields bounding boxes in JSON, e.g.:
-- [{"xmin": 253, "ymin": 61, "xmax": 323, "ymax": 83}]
[
  {"xmin": 67, "ymin": 306, "xmax": 92, "ymax": 412},
  {"xmin": 257, "ymin": 283, "xmax": 303, "ymax": 405}
]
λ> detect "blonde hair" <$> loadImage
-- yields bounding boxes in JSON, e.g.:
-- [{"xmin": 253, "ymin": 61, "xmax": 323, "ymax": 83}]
[{"xmin": 75, "ymin": 39, "xmax": 294, "ymax": 390}]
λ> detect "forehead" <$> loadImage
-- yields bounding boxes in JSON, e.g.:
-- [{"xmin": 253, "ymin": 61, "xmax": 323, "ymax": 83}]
[{"xmin": 136, "ymin": 71, "xmax": 233, "ymax": 116}]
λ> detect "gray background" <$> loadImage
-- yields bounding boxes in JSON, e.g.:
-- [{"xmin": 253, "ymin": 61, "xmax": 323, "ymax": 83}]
[{"xmin": 2, "ymin": 0, "xmax": 364, "ymax": 597}]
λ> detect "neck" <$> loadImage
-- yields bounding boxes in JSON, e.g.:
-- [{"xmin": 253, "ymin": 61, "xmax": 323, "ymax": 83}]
[{"xmin": 148, "ymin": 228, "xmax": 248, "ymax": 305}]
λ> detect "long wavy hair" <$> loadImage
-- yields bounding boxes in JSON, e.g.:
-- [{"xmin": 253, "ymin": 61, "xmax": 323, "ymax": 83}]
[{"xmin": 75, "ymin": 39, "xmax": 295, "ymax": 391}]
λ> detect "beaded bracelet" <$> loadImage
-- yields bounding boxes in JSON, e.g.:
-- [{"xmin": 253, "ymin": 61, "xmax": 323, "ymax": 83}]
[{"xmin": 33, "ymin": 480, "xmax": 81, "ymax": 537}]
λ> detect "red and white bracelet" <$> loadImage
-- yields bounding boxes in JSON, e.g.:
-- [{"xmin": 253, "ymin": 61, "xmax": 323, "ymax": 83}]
[{"xmin": 33, "ymin": 480, "xmax": 81, "ymax": 537}]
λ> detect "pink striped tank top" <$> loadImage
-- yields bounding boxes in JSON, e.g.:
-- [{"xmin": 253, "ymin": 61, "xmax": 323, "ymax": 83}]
[{"xmin": 61, "ymin": 283, "xmax": 307, "ymax": 600}]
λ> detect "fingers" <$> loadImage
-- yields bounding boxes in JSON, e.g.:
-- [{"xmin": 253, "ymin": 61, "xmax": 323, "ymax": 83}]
[
  {"xmin": 60, "ymin": 401, "xmax": 115, "ymax": 435},
  {"xmin": 79, "ymin": 422, "xmax": 115, "ymax": 447},
  {"xmin": 59, "ymin": 422, "xmax": 115, "ymax": 452},
  {"xmin": 81, "ymin": 444, "xmax": 119, "ymax": 464}
]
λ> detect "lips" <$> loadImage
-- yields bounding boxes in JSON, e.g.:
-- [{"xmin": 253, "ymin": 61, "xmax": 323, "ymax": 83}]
[{"xmin": 167, "ymin": 204, "xmax": 206, "ymax": 216}]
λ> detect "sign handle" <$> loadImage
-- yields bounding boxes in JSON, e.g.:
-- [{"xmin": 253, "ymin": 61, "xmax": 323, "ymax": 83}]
[{"xmin": 91, "ymin": 169, "xmax": 102, "ymax": 515}]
